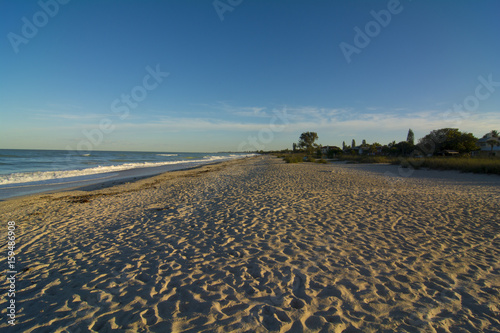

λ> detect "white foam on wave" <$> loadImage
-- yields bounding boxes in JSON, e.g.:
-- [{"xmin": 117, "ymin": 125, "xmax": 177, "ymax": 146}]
[
  {"xmin": 203, "ymin": 155, "xmax": 228, "ymax": 160},
  {"xmin": 157, "ymin": 154, "xmax": 178, "ymax": 157},
  {"xmin": 0, "ymin": 154, "xmax": 255, "ymax": 186}
]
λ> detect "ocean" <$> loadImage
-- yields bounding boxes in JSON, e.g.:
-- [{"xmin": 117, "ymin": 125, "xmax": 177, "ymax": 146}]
[{"xmin": 0, "ymin": 149, "xmax": 255, "ymax": 200}]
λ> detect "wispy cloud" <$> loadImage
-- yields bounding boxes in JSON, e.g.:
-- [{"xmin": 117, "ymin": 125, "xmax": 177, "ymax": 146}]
[
  {"xmin": 206, "ymin": 102, "xmax": 268, "ymax": 118},
  {"xmin": 22, "ymin": 108, "xmax": 108, "ymax": 121},
  {"xmin": 41, "ymin": 112, "xmax": 109, "ymax": 120},
  {"xmin": 116, "ymin": 117, "xmax": 270, "ymax": 132},
  {"xmin": 109, "ymin": 106, "xmax": 499, "ymax": 137},
  {"xmin": 284, "ymin": 106, "xmax": 346, "ymax": 123},
  {"xmin": 47, "ymin": 103, "xmax": 84, "ymax": 111},
  {"xmin": 14, "ymin": 103, "xmax": 497, "ymax": 151}
]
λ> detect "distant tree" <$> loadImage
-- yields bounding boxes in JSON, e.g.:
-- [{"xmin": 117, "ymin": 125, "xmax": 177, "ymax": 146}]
[
  {"xmin": 326, "ymin": 146, "xmax": 342, "ymax": 158},
  {"xmin": 352, "ymin": 139, "xmax": 356, "ymax": 148},
  {"xmin": 388, "ymin": 145, "xmax": 399, "ymax": 156},
  {"xmin": 407, "ymin": 129, "xmax": 415, "ymax": 145},
  {"xmin": 395, "ymin": 141, "xmax": 414, "ymax": 156},
  {"xmin": 369, "ymin": 142, "xmax": 382, "ymax": 155},
  {"xmin": 485, "ymin": 130, "xmax": 499, "ymax": 155},
  {"xmin": 293, "ymin": 143, "xmax": 297, "ymax": 152},
  {"xmin": 362, "ymin": 139, "xmax": 367, "ymax": 146},
  {"xmin": 418, "ymin": 128, "xmax": 478, "ymax": 155},
  {"xmin": 298, "ymin": 132, "xmax": 319, "ymax": 155},
  {"xmin": 342, "ymin": 141, "xmax": 346, "ymax": 150},
  {"xmin": 381, "ymin": 144, "xmax": 392, "ymax": 155},
  {"xmin": 316, "ymin": 146, "xmax": 323, "ymax": 158}
]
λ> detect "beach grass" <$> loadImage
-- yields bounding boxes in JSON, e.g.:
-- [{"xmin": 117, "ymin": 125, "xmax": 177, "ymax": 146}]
[
  {"xmin": 336, "ymin": 155, "xmax": 397, "ymax": 164},
  {"xmin": 277, "ymin": 153, "xmax": 500, "ymax": 175},
  {"xmin": 410, "ymin": 156, "xmax": 500, "ymax": 174},
  {"xmin": 276, "ymin": 153, "xmax": 328, "ymax": 164},
  {"xmin": 333, "ymin": 155, "xmax": 500, "ymax": 175}
]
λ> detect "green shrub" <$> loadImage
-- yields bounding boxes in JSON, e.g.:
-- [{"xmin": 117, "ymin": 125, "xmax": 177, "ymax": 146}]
[
  {"xmin": 338, "ymin": 155, "xmax": 398, "ymax": 164},
  {"xmin": 418, "ymin": 157, "xmax": 500, "ymax": 174},
  {"xmin": 282, "ymin": 153, "xmax": 500, "ymax": 174},
  {"xmin": 283, "ymin": 154, "xmax": 305, "ymax": 163},
  {"xmin": 344, "ymin": 155, "xmax": 500, "ymax": 175}
]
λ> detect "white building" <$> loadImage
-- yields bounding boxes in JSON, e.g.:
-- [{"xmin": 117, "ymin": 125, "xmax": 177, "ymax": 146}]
[{"xmin": 477, "ymin": 133, "xmax": 500, "ymax": 156}]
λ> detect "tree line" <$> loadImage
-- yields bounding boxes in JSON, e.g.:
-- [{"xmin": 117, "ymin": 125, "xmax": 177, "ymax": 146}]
[{"xmin": 292, "ymin": 128, "xmax": 499, "ymax": 158}]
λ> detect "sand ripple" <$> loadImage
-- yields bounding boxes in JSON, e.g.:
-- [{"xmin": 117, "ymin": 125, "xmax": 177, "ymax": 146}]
[{"xmin": 1, "ymin": 156, "xmax": 499, "ymax": 332}]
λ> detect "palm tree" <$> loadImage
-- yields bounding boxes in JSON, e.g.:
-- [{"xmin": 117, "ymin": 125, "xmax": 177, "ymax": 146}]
[{"xmin": 486, "ymin": 130, "xmax": 499, "ymax": 156}]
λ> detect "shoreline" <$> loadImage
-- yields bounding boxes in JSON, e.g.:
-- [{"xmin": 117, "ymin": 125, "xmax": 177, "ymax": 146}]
[
  {"xmin": 0, "ymin": 156, "xmax": 257, "ymax": 202},
  {"xmin": 1, "ymin": 156, "xmax": 499, "ymax": 332}
]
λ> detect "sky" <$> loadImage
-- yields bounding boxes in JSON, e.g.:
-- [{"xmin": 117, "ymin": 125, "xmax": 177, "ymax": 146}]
[{"xmin": 1, "ymin": 0, "xmax": 499, "ymax": 152}]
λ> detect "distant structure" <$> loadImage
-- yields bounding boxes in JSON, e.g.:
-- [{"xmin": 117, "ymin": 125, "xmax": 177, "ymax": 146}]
[{"xmin": 477, "ymin": 132, "xmax": 500, "ymax": 156}]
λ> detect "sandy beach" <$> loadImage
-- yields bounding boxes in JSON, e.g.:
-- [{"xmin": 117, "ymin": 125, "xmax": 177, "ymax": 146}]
[{"xmin": 1, "ymin": 155, "xmax": 499, "ymax": 332}]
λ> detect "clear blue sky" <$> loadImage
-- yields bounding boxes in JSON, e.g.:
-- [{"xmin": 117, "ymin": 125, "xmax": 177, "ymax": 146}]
[{"xmin": 1, "ymin": 0, "xmax": 499, "ymax": 152}]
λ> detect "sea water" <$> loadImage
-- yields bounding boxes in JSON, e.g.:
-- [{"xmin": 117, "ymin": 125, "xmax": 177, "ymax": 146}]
[{"xmin": 0, "ymin": 149, "xmax": 255, "ymax": 199}]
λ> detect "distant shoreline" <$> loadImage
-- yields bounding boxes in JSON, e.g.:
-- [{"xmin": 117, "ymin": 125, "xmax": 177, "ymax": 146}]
[{"xmin": 0, "ymin": 155, "xmax": 258, "ymax": 201}]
